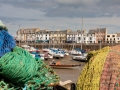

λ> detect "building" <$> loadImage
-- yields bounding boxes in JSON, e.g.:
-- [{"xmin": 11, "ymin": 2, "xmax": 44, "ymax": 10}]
[
  {"xmin": 16, "ymin": 28, "xmax": 40, "ymax": 43},
  {"xmin": 66, "ymin": 30, "xmax": 77, "ymax": 43},
  {"xmin": 87, "ymin": 29, "xmax": 96, "ymax": 43},
  {"xmin": 16, "ymin": 27, "xmax": 120, "ymax": 45},
  {"xmin": 106, "ymin": 33, "xmax": 117, "ymax": 43},
  {"xmin": 88, "ymin": 28, "xmax": 107, "ymax": 43},
  {"xmin": 75, "ymin": 30, "xmax": 87, "ymax": 43},
  {"xmin": 116, "ymin": 33, "xmax": 120, "ymax": 43},
  {"xmin": 36, "ymin": 29, "xmax": 49, "ymax": 43}
]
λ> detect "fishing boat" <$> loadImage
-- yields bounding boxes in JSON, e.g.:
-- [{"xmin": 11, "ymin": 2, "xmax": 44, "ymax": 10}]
[
  {"xmin": 21, "ymin": 45, "xmax": 40, "ymax": 52},
  {"xmin": 44, "ymin": 53, "xmax": 53, "ymax": 60},
  {"xmin": 72, "ymin": 53, "xmax": 88, "ymax": 62},
  {"xmin": 49, "ymin": 49, "xmax": 64, "ymax": 59},
  {"xmin": 21, "ymin": 44, "xmax": 44, "ymax": 60},
  {"xmin": 69, "ymin": 50, "xmax": 82, "ymax": 55},
  {"xmin": 49, "ymin": 64, "xmax": 81, "ymax": 69}
]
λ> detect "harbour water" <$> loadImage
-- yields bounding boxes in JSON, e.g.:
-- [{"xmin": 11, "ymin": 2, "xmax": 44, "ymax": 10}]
[{"xmin": 44, "ymin": 55, "xmax": 86, "ymax": 83}]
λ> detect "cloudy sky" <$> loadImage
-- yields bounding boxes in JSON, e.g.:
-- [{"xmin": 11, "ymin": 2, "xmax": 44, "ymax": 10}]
[{"xmin": 0, "ymin": 0, "xmax": 120, "ymax": 36}]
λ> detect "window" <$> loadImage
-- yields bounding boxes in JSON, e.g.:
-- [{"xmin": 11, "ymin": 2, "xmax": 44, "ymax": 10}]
[
  {"xmin": 107, "ymin": 35, "xmax": 110, "ymax": 37},
  {"xmin": 89, "ymin": 37, "xmax": 92, "ymax": 40},
  {"xmin": 36, "ymin": 37, "xmax": 39, "ymax": 40},
  {"xmin": 112, "ymin": 35, "xmax": 115, "ymax": 37},
  {"xmin": 78, "ymin": 37, "xmax": 81, "ymax": 40}
]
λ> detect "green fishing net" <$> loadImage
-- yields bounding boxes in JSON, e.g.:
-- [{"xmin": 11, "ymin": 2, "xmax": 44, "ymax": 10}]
[{"xmin": 0, "ymin": 46, "xmax": 59, "ymax": 90}]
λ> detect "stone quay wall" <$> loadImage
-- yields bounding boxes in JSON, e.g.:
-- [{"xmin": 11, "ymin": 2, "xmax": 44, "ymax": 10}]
[{"xmin": 17, "ymin": 42, "xmax": 119, "ymax": 52}]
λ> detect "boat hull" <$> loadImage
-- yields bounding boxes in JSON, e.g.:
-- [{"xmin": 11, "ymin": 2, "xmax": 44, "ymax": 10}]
[
  {"xmin": 72, "ymin": 57, "xmax": 87, "ymax": 62},
  {"xmin": 49, "ymin": 64, "xmax": 81, "ymax": 69},
  {"xmin": 72, "ymin": 55, "xmax": 88, "ymax": 62}
]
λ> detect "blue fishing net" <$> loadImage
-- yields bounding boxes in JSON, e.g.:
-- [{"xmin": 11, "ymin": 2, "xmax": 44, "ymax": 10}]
[{"xmin": 0, "ymin": 30, "xmax": 16, "ymax": 57}]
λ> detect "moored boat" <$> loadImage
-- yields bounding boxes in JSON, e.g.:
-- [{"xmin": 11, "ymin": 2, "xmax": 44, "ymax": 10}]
[
  {"xmin": 44, "ymin": 53, "xmax": 53, "ymax": 60},
  {"xmin": 49, "ymin": 64, "xmax": 81, "ymax": 69},
  {"xmin": 72, "ymin": 53, "xmax": 88, "ymax": 62}
]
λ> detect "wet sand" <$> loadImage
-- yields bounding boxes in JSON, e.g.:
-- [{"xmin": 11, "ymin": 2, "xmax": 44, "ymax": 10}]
[{"xmin": 44, "ymin": 55, "xmax": 86, "ymax": 83}]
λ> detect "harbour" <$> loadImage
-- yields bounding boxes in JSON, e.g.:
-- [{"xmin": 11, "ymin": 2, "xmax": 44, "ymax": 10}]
[
  {"xmin": 1, "ymin": 0, "xmax": 120, "ymax": 89},
  {"xmin": 44, "ymin": 55, "xmax": 86, "ymax": 83}
]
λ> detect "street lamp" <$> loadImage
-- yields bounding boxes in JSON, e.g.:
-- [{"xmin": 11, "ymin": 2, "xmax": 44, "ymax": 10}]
[{"xmin": 99, "ymin": 26, "xmax": 101, "ymax": 49}]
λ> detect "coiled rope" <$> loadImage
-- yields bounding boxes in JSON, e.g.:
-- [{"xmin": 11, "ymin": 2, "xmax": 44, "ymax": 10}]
[
  {"xmin": 0, "ymin": 46, "xmax": 59, "ymax": 89},
  {"xmin": 0, "ymin": 30, "xmax": 16, "ymax": 57},
  {"xmin": 0, "ymin": 46, "xmax": 38, "ymax": 86}
]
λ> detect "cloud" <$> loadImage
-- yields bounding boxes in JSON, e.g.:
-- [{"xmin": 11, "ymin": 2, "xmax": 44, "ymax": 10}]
[
  {"xmin": 0, "ymin": 0, "xmax": 120, "ymax": 36},
  {"xmin": 0, "ymin": 4, "xmax": 44, "ymax": 24},
  {"xmin": 1, "ymin": 0, "xmax": 120, "ymax": 18},
  {"xmin": 54, "ymin": 0, "xmax": 99, "ymax": 5}
]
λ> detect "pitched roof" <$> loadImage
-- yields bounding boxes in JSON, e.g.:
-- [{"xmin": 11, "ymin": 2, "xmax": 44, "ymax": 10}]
[
  {"xmin": 67, "ymin": 31, "xmax": 77, "ymax": 35},
  {"xmin": 77, "ymin": 30, "xmax": 86, "ymax": 34},
  {"xmin": 88, "ymin": 29, "xmax": 96, "ymax": 34},
  {"xmin": 88, "ymin": 28, "xmax": 106, "ymax": 34},
  {"xmin": 117, "ymin": 33, "xmax": 120, "ymax": 37},
  {"xmin": 96, "ymin": 28, "xmax": 106, "ymax": 33}
]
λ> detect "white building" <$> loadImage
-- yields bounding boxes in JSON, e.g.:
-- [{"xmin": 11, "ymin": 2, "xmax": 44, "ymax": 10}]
[
  {"xmin": 76, "ymin": 30, "xmax": 88, "ymax": 43},
  {"xmin": 67, "ymin": 31, "xmax": 77, "ymax": 43},
  {"xmin": 36, "ymin": 29, "xmax": 49, "ymax": 43},
  {"xmin": 106, "ymin": 33, "xmax": 117, "ymax": 43},
  {"xmin": 87, "ymin": 30, "xmax": 96, "ymax": 43}
]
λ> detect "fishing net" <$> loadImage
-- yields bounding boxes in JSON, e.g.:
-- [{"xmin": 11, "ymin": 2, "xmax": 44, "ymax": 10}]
[
  {"xmin": 76, "ymin": 45, "xmax": 120, "ymax": 90},
  {"xmin": 0, "ymin": 46, "xmax": 59, "ymax": 89},
  {"xmin": 0, "ymin": 30, "xmax": 16, "ymax": 57}
]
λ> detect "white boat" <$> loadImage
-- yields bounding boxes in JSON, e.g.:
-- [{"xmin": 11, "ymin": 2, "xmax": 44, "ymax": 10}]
[
  {"xmin": 39, "ymin": 53, "xmax": 45, "ymax": 60},
  {"xmin": 43, "ymin": 48, "xmax": 67, "ymax": 59},
  {"xmin": 21, "ymin": 45, "xmax": 40, "ymax": 52},
  {"xmin": 72, "ymin": 53, "xmax": 88, "ymax": 62},
  {"xmin": 53, "ymin": 53, "xmax": 64, "ymax": 59},
  {"xmin": 48, "ymin": 50, "xmax": 64, "ymax": 59},
  {"xmin": 42, "ymin": 48, "xmax": 50, "ymax": 52},
  {"xmin": 65, "ymin": 52, "xmax": 69, "ymax": 56},
  {"xmin": 21, "ymin": 45, "xmax": 44, "ymax": 60},
  {"xmin": 57, "ymin": 49, "xmax": 69, "ymax": 56},
  {"xmin": 44, "ymin": 53, "xmax": 53, "ymax": 60},
  {"xmin": 69, "ymin": 50, "xmax": 82, "ymax": 55}
]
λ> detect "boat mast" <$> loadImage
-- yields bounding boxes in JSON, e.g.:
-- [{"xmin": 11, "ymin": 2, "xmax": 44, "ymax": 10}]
[
  {"xmin": 18, "ymin": 25, "xmax": 21, "ymax": 47},
  {"xmin": 81, "ymin": 17, "xmax": 83, "ymax": 50},
  {"xmin": 53, "ymin": 25, "xmax": 54, "ymax": 48},
  {"xmin": 42, "ymin": 30, "xmax": 43, "ymax": 49}
]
